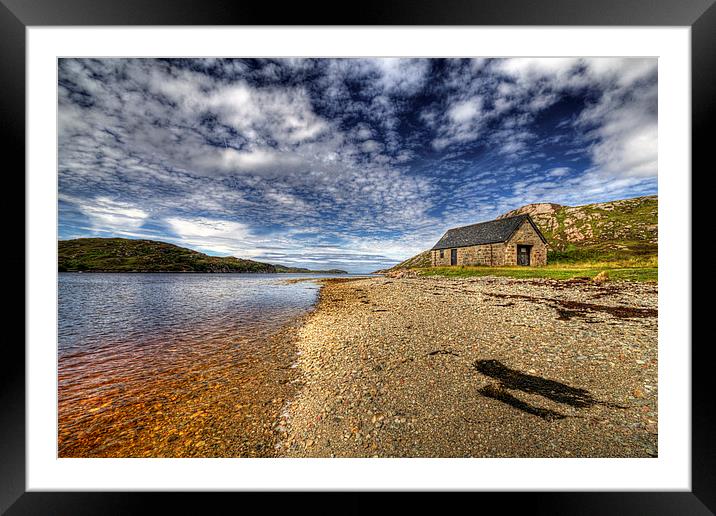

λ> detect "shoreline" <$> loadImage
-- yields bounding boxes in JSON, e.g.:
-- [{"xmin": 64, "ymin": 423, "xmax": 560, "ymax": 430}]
[
  {"xmin": 244, "ymin": 277, "xmax": 372, "ymax": 456},
  {"xmin": 278, "ymin": 275, "xmax": 658, "ymax": 458},
  {"xmin": 57, "ymin": 275, "xmax": 356, "ymax": 458}
]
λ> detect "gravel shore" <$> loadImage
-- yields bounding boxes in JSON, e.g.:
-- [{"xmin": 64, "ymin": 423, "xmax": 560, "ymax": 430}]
[{"xmin": 279, "ymin": 276, "xmax": 658, "ymax": 458}]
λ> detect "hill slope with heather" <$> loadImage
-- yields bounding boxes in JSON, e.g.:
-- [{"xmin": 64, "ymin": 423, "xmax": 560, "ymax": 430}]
[
  {"xmin": 390, "ymin": 250, "xmax": 432, "ymax": 270},
  {"xmin": 497, "ymin": 195, "xmax": 657, "ymax": 261},
  {"xmin": 385, "ymin": 195, "xmax": 657, "ymax": 271},
  {"xmin": 58, "ymin": 238, "xmax": 347, "ymax": 273}
]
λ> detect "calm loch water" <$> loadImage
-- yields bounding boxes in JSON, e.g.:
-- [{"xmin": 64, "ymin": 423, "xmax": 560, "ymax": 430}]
[{"xmin": 57, "ymin": 272, "xmax": 357, "ymax": 457}]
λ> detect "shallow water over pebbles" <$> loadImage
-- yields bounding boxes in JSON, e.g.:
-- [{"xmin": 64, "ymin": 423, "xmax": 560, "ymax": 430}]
[{"xmin": 58, "ymin": 272, "xmax": 346, "ymax": 457}]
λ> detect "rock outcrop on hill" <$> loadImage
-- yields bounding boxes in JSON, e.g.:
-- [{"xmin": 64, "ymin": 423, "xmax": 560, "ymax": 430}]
[{"xmin": 497, "ymin": 195, "xmax": 657, "ymax": 253}]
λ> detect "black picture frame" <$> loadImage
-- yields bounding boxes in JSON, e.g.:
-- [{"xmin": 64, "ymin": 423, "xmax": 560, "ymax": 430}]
[{"xmin": 2, "ymin": 0, "xmax": 710, "ymax": 513}]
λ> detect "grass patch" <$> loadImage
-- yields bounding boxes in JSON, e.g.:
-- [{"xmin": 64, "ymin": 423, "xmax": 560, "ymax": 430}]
[
  {"xmin": 416, "ymin": 264, "xmax": 657, "ymax": 282},
  {"xmin": 548, "ymin": 245, "xmax": 657, "ymax": 266}
]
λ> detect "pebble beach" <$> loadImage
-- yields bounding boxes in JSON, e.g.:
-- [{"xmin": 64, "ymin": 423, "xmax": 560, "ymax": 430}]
[{"xmin": 277, "ymin": 276, "xmax": 658, "ymax": 458}]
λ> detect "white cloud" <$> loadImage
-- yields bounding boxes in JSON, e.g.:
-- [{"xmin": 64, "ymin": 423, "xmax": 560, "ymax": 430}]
[
  {"xmin": 546, "ymin": 167, "xmax": 571, "ymax": 178},
  {"xmin": 584, "ymin": 58, "xmax": 657, "ymax": 89},
  {"xmin": 355, "ymin": 126, "xmax": 373, "ymax": 140},
  {"xmin": 361, "ymin": 139, "xmax": 383, "ymax": 153},
  {"xmin": 207, "ymin": 83, "xmax": 328, "ymax": 144},
  {"xmin": 195, "ymin": 147, "xmax": 301, "ymax": 173},
  {"xmin": 165, "ymin": 217, "xmax": 248, "ymax": 239},
  {"xmin": 493, "ymin": 58, "xmax": 655, "ymax": 92},
  {"xmin": 78, "ymin": 197, "xmax": 149, "ymax": 231},
  {"xmin": 448, "ymin": 97, "xmax": 483, "ymax": 123},
  {"xmin": 493, "ymin": 58, "xmax": 581, "ymax": 83},
  {"xmin": 373, "ymin": 58, "xmax": 430, "ymax": 95},
  {"xmin": 579, "ymin": 81, "xmax": 657, "ymax": 178},
  {"xmin": 264, "ymin": 191, "xmax": 313, "ymax": 213},
  {"xmin": 432, "ymin": 95, "xmax": 488, "ymax": 150},
  {"xmin": 164, "ymin": 216, "xmax": 260, "ymax": 256}
]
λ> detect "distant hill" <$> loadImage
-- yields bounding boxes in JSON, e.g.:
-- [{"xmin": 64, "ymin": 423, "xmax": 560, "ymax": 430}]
[
  {"xmin": 58, "ymin": 238, "xmax": 347, "ymax": 274},
  {"xmin": 375, "ymin": 250, "xmax": 431, "ymax": 273},
  {"xmin": 384, "ymin": 195, "xmax": 657, "ymax": 271},
  {"xmin": 273, "ymin": 264, "xmax": 349, "ymax": 274}
]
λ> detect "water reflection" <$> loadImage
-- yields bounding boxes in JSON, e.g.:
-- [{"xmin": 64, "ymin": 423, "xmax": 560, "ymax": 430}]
[{"xmin": 58, "ymin": 272, "xmax": 352, "ymax": 457}]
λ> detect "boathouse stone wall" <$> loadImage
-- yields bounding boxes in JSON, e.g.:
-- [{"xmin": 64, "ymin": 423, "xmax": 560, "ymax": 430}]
[
  {"xmin": 430, "ymin": 219, "xmax": 548, "ymax": 267},
  {"xmin": 431, "ymin": 243, "xmax": 506, "ymax": 267},
  {"xmin": 503, "ymin": 220, "xmax": 548, "ymax": 266}
]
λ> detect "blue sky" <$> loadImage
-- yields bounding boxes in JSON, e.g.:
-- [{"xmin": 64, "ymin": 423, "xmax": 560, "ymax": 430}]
[{"xmin": 58, "ymin": 58, "xmax": 657, "ymax": 272}]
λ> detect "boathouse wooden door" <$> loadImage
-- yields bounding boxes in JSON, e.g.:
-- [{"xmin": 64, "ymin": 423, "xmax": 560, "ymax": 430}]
[{"xmin": 517, "ymin": 245, "xmax": 530, "ymax": 266}]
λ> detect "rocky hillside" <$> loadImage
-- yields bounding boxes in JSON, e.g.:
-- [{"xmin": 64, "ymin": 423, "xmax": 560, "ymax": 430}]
[
  {"xmin": 497, "ymin": 195, "xmax": 657, "ymax": 257},
  {"xmin": 393, "ymin": 250, "xmax": 432, "ymax": 269},
  {"xmin": 386, "ymin": 195, "xmax": 657, "ymax": 270},
  {"xmin": 374, "ymin": 250, "xmax": 431, "ymax": 274},
  {"xmin": 58, "ymin": 238, "xmax": 347, "ymax": 273}
]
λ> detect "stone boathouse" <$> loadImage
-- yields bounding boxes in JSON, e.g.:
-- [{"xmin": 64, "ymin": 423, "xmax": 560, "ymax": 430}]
[{"xmin": 431, "ymin": 214, "xmax": 548, "ymax": 267}]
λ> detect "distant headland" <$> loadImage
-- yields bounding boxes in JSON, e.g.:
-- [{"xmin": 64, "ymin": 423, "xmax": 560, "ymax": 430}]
[{"xmin": 58, "ymin": 238, "xmax": 348, "ymax": 274}]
